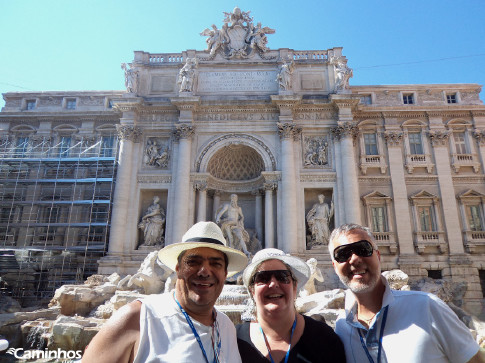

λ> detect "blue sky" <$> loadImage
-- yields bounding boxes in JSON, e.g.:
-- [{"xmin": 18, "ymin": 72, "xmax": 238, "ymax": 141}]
[{"xmin": 1, "ymin": 0, "xmax": 484, "ymax": 108}]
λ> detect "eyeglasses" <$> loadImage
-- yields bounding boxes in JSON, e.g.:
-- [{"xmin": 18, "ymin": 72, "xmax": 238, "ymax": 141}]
[
  {"xmin": 252, "ymin": 270, "xmax": 293, "ymax": 285},
  {"xmin": 333, "ymin": 240, "xmax": 374, "ymax": 263}
]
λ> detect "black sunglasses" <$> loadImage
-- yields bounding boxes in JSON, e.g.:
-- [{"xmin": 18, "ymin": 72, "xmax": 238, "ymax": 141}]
[
  {"xmin": 252, "ymin": 270, "xmax": 293, "ymax": 285},
  {"xmin": 333, "ymin": 240, "xmax": 374, "ymax": 263}
]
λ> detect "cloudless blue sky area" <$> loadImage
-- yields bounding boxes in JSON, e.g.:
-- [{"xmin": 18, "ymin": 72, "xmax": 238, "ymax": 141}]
[{"xmin": 1, "ymin": 0, "xmax": 484, "ymax": 108}]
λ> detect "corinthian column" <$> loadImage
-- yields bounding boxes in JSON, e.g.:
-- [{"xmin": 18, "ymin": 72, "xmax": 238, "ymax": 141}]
[
  {"xmin": 264, "ymin": 183, "xmax": 276, "ymax": 248},
  {"xmin": 332, "ymin": 122, "xmax": 361, "ymax": 224},
  {"xmin": 195, "ymin": 182, "xmax": 208, "ymax": 222},
  {"xmin": 171, "ymin": 124, "xmax": 194, "ymax": 243},
  {"xmin": 277, "ymin": 122, "xmax": 301, "ymax": 252},
  {"xmin": 109, "ymin": 125, "xmax": 142, "ymax": 255}
]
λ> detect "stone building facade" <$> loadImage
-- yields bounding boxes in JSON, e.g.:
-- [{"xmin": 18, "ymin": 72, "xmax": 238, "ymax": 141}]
[{"xmin": 1, "ymin": 8, "xmax": 485, "ymax": 315}]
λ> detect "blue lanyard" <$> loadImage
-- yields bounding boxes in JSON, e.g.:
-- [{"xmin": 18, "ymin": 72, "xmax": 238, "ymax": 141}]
[
  {"xmin": 259, "ymin": 316, "xmax": 297, "ymax": 363},
  {"xmin": 174, "ymin": 294, "xmax": 221, "ymax": 363},
  {"xmin": 358, "ymin": 306, "xmax": 388, "ymax": 363}
]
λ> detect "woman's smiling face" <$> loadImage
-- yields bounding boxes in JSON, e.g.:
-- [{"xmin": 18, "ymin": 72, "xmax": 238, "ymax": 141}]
[{"xmin": 250, "ymin": 259, "xmax": 297, "ymax": 317}]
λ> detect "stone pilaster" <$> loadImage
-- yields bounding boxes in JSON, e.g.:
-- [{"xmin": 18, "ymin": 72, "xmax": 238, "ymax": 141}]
[
  {"xmin": 108, "ymin": 124, "xmax": 142, "ymax": 255},
  {"xmin": 383, "ymin": 128, "xmax": 415, "ymax": 255},
  {"xmin": 194, "ymin": 181, "xmax": 208, "ymax": 222},
  {"xmin": 252, "ymin": 189, "xmax": 264, "ymax": 244},
  {"xmin": 429, "ymin": 126, "xmax": 465, "ymax": 254},
  {"xmin": 263, "ymin": 182, "xmax": 276, "ymax": 249},
  {"xmin": 171, "ymin": 123, "xmax": 195, "ymax": 243}
]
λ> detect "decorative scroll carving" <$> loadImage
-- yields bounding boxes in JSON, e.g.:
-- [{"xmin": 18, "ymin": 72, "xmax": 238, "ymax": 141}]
[
  {"xmin": 303, "ymin": 136, "xmax": 329, "ymax": 167},
  {"xmin": 331, "ymin": 122, "xmax": 358, "ymax": 141},
  {"xmin": 172, "ymin": 124, "xmax": 194, "ymax": 140},
  {"xmin": 143, "ymin": 138, "xmax": 170, "ymax": 168},
  {"xmin": 383, "ymin": 131, "xmax": 403, "ymax": 146},
  {"xmin": 263, "ymin": 182, "xmax": 278, "ymax": 191},
  {"xmin": 193, "ymin": 181, "xmax": 208, "ymax": 191},
  {"xmin": 200, "ymin": 7, "xmax": 275, "ymax": 60},
  {"xmin": 428, "ymin": 130, "xmax": 450, "ymax": 146},
  {"xmin": 116, "ymin": 125, "xmax": 142, "ymax": 142},
  {"xmin": 121, "ymin": 63, "xmax": 139, "ymax": 94},
  {"xmin": 178, "ymin": 58, "xmax": 198, "ymax": 93},
  {"xmin": 277, "ymin": 122, "xmax": 301, "ymax": 139}
]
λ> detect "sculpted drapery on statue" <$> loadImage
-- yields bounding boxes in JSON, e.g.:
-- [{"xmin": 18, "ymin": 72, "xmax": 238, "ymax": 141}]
[
  {"xmin": 200, "ymin": 6, "xmax": 274, "ymax": 59},
  {"xmin": 330, "ymin": 56, "xmax": 353, "ymax": 92},
  {"xmin": 121, "ymin": 63, "xmax": 139, "ymax": 94},
  {"xmin": 215, "ymin": 194, "xmax": 251, "ymax": 256},
  {"xmin": 277, "ymin": 60, "xmax": 294, "ymax": 91},
  {"xmin": 138, "ymin": 196, "xmax": 165, "ymax": 247},
  {"xmin": 177, "ymin": 58, "xmax": 198, "ymax": 93},
  {"xmin": 306, "ymin": 194, "xmax": 334, "ymax": 247}
]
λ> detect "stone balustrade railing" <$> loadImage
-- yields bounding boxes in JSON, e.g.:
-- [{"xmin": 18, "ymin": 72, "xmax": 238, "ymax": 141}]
[
  {"xmin": 291, "ymin": 50, "xmax": 328, "ymax": 61},
  {"xmin": 148, "ymin": 53, "xmax": 184, "ymax": 63}
]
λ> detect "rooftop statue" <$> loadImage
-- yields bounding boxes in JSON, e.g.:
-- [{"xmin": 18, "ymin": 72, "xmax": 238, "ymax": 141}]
[
  {"xmin": 200, "ymin": 7, "xmax": 275, "ymax": 59},
  {"xmin": 330, "ymin": 56, "xmax": 353, "ymax": 92},
  {"xmin": 121, "ymin": 63, "xmax": 138, "ymax": 94}
]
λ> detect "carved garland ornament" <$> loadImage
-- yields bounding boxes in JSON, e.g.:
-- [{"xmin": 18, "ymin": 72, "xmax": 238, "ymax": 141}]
[
  {"xmin": 428, "ymin": 130, "xmax": 450, "ymax": 146},
  {"xmin": 383, "ymin": 131, "xmax": 403, "ymax": 146},
  {"xmin": 473, "ymin": 130, "xmax": 485, "ymax": 145},
  {"xmin": 331, "ymin": 122, "xmax": 358, "ymax": 142}
]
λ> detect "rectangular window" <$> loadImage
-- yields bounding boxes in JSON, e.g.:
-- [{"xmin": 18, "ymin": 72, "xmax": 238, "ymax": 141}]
[
  {"xmin": 59, "ymin": 137, "xmax": 71, "ymax": 157},
  {"xmin": 360, "ymin": 95, "xmax": 372, "ymax": 105},
  {"xmin": 42, "ymin": 206, "xmax": 60, "ymax": 224},
  {"xmin": 418, "ymin": 206, "xmax": 435, "ymax": 231},
  {"xmin": 26, "ymin": 100, "xmax": 36, "ymax": 110},
  {"xmin": 363, "ymin": 133, "xmax": 378, "ymax": 155},
  {"xmin": 403, "ymin": 93, "xmax": 414, "ymax": 105},
  {"xmin": 0, "ymin": 207, "xmax": 13, "ymax": 223},
  {"xmin": 66, "ymin": 99, "xmax": 77, "ymax": 110},
  {"xmin": 446, "ymin": 93, "xmax": 457, "ymax": 104},
  {"xmin": 371, "ymin": 206, "xmax": 388, "ymax": 232},
  {"xmin": 408, "ymin": 132, "xmax": 423, "ymax": 154},
  {"xmin": 467, "ymin": 205, "xmax": 483, "ymax": 231},
  {"xmin": 479, "ymin": 270, "xmax": 485, "ymax": 298},
  {"xmin": 453, "ymin": 132, "xmax": 468, "ymax": 154},
  {"xmin": 101, "ymin": 136, "xmax": 115, "ymax": 157},
  {"xmin": 15, "ymin": 137, "xmax": 29, "ymax": 157},
  {"xmin": 91, "ymin": 206, "xmax": 108, "ymax": 223},
  {"xmin": 427, "ymin": 270, "xmax": 442, "ymax": 279}
]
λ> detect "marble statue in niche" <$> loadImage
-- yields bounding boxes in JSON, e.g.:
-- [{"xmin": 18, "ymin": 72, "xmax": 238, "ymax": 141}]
[
  {"xmin": 306, "ymin": 194, "xmax": 334, "ymax": 248},
  {"xmin": 121, "ymin": 63, "xmax": 139, "ymax": 94},
  {"xmin": 304, "ymin": 136, "xmax": 328, "ymax": 167},
  {"xmin": 138, "ymin": 196, "xmax": 165, "ymax": 247},
  {"xmin": 143, "ymin": 138, "xmax": 170, "ymax": 168},
  {"xmin": 215, "ymin": 194, "xmax": 251, "ymax": 256},
  {"xmin": 178, "ymin": 58, "xmax": 198, "ymax": 92}
]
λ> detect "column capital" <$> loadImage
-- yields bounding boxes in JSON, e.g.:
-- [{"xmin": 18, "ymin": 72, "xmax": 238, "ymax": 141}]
[
  {"xmin": 116, "ymin": 124, "xmax": 143, "ymax": 142},
  {"xmin": 173, "ymin": 123, "xmax": 195, "ymax": 140},
  {"xmin": 384, "ymin": 131, "xmax": 403, "ymax": 147},
  {"xmin": 473, "ymin": 130, "xmax": 485, "ymax": 145},
  {"xmin": 428, "ymin": 130, "xmax": 450, "ymax": 146},
  {"xmin": 263, "ymin": 182, "xmax": 278, "ymax": 191},
  {"xmin": 331, "ymin": 121, "xmax": 358, "ymax": 141},
  {"xmin": 277, "ymin": 122, "xmax": 301, "ymax": 140},
  {"xmin": 193, "ymin": 181, "xmax": 208, "ymax": 192}
]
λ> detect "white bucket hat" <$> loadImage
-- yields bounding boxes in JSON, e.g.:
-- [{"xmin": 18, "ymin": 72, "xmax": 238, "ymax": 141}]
[
  {"xmin": 242, "ymin": 248, "xmax": 310, "ymax": 290},
  {"xmin": 157, "ymin": 221, "xmax": 248, "ymax": 277}
]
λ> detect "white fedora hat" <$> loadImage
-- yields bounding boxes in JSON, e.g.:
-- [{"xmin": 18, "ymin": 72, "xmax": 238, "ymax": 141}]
[
  {"xmin": 158, "ymin": 221, "xmax": 248, "ymax": 277},
  {"xmin": 242, "ymin": 248, "xmax": 310, "ymax": 290}
]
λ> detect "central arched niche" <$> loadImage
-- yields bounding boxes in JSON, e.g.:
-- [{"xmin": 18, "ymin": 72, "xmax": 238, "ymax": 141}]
[{"xmin": 207, "ymin": 144, "xmax": 265, "ymax": 180}]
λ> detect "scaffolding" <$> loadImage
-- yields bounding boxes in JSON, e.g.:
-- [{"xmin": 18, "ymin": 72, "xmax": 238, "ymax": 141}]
[{"xmin": 0, "ymin": 134, "xmax": 118, "ymax": 306}]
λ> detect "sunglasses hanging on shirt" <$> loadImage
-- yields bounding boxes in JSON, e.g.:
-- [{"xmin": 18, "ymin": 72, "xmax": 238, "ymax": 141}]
[{"xmin": 333, "ymin": 240, "xmax": 374, "ymax": 263}]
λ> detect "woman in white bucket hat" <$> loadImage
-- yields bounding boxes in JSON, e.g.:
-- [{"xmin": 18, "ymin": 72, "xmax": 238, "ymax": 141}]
[{"xmin": 236, "ymin": 248, "xmax": 346, "ymax": 363}]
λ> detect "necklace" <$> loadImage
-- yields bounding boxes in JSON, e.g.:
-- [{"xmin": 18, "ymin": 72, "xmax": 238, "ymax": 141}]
[
  {"xmin": 259, "ymin": 316, "xmax": 297, "ymax": 363},
  {"xmin": 358, "ymin": 311, "xmax": 377, "ymax": 325}
]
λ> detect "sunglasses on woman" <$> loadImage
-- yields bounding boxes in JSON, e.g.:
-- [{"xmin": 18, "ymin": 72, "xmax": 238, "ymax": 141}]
[
  {"xmin": 333, "ymin": 240, "xmax": 374, "ymax": 263},
  {"xmin": 252, "ymin": 270, "xmax": 293, "ymax": 285}
]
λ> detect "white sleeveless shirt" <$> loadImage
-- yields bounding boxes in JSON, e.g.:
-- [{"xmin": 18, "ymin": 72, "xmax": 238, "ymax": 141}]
[{"xmin": 133, "ymin": 293, "xmax": 242, "ymax": 363}]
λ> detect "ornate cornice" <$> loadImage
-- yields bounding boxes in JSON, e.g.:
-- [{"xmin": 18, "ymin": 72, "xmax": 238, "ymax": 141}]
[
  {"xmin": 172, "ymin": 123, "xmax": 194, "ymax": 140},
  {"xmin": 116, "ymin": 124, "xmax": 143, "ymax": 142},
  {"xmin": 383, "ymin": 131, "xmax": 403, "ymax": 146},
  {"xmin": 270, "ymin": 95, "xmax": 302, "ymax": 110},
  {"xmin": 428, "ymin": 130, "xmax": 450, "ymax": 146}
]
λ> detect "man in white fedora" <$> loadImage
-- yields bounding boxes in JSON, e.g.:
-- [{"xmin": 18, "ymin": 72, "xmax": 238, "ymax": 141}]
[{"xmin": 82, "ymin": 221, "xmax": 248, "ymax": 363}]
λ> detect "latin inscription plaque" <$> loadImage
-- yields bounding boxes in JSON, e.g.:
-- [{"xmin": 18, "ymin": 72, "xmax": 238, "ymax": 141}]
[{"xmin": 197, "ymin": 71, "xmax": 278, "ymax": 93}]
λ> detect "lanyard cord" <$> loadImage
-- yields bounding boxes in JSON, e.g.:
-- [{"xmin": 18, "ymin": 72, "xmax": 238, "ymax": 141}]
[
  {"xmin": 358, "ymin": 306, "xmax": 389, "ymax": 363},
  {"xmin": 259, "ymin": 316, "xmax": 297, "ymax": 363},
  {"xmin": 174, "ymin": 294, "xmax": 220, "ymax": 363}
]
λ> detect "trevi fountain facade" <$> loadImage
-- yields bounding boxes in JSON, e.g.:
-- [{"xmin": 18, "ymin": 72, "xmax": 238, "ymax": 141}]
[{"xmin": 1, "ymin": 7, "xmax": 485, "ymax": 357}]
